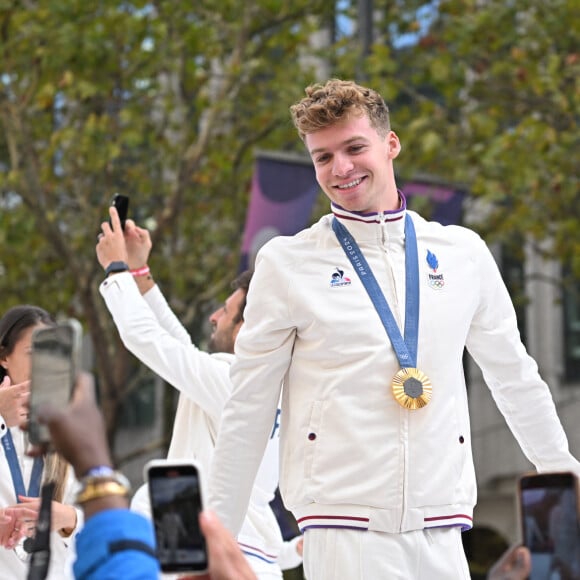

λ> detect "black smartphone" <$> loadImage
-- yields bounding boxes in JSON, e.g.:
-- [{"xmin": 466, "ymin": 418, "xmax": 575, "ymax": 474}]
[
  {"xmin": 519, "ymin": 472, "xmax": 580, "ymax": 580},
  {"xmin": 28, "ymin": 320, "xmax": 82, "ymax": 446},
  {"xmin": 109, "ymin": 193, "xmax": 129, "ymax": 230},
  {"xmin": 145, "ymin": 459, "xmax": 208, "ymax": 574}
]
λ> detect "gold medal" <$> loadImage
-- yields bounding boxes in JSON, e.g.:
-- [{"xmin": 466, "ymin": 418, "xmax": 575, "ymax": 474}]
[{"xmin": 391, "ymin": 368, "xmax": 432, "ymax": 410}]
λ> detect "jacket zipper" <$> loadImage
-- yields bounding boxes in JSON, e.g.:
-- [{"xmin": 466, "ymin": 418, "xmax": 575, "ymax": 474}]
[{"xmin": 380, "ymin": 211, "xmax": 408, "ymax": 531}]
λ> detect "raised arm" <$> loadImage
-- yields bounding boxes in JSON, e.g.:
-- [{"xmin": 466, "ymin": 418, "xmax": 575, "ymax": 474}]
[{"xmin": 96, "ymin": 208, "xmax": 231, "ymax": 419}]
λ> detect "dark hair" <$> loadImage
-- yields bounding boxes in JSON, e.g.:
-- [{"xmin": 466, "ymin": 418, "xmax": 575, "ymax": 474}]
[
  {"xmin": 0, "ymin": 305, "xmax": 55, "ymax": 381},
  {"xmin": 0, "ymin": 305, "xmax": 70, "ymax": 502},
  {"xmin": 231, "ymin": 270, "xmax": 253, "ymax": 323}
]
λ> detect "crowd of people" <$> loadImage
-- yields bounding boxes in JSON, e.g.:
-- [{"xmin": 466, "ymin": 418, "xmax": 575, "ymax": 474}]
[{"xmin": 0, "ymin": 78, "xmax": 578, "ymax": 579}]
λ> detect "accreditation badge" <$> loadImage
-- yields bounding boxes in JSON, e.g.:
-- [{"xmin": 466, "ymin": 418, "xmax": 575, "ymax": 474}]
[{"xmin": 391, "ymin": 368, "xmax": 432, "ymax": 410}]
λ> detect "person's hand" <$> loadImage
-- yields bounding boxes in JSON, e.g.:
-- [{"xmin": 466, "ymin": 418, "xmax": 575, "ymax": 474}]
[
  {"xmin": 0, "ymin": 376, "xmax": 29, "ymax": 428},
  {"xmin": 488, "ymin": 544, "xmax": 531, "ymax": 580},
  {"xmin": 123, "ymin": 219, "xmax": 152, "ymax": 270},
  {"xmin": 0, "ymin": 506, "xmax": 38, "ymax": 548},
  {"xmin": 32, "ymin": 372, "xmax": 112, "ymax": 478},
  {"xmin": 179, "ymin": 510, "xmax": 257, "ymax": 580},
  {"xmin": 0, "ymin": 510, "xmax": 10, "ymax": 545},
  {"xmin": 16, "ymin": 497, "xmax": 77, "ymax": 534},
  {"xmin": 296, "ymin": 536, "xmax": 304, "ymax": 557},
  {"xmin": 96, "ymin": 206, "xmax": 129, "ymax": 270}
]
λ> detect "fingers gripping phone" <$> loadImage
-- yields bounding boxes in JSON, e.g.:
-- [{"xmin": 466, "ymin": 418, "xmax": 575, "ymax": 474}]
[
  {"xmin": 519, "ymin": 472, "xmax": 580, "ymax": 580},
  {"xmin": 144, "ymin": 459, "xmax": 208, "ymax": 574},
  {"xmin": 109, "ymin": 193, "xmax": 129, "ymax": 230},
  {"xmin": 28, "ymin": 320, "xmax": 82, "ymax": 446}
]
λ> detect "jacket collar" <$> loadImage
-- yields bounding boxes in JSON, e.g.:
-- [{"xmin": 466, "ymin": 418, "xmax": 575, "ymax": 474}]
[{"xmin": 330, "ymin": 191, "xmax": 407, "ymax": 243}]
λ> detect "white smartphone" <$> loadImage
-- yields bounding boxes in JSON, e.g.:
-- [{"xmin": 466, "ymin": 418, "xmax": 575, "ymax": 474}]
[
  {"xmin": 28, "ymin": 319, "xmax": 82, "ymax": 446},
  {"xmin": 144, "ymin": 459, "xmax": 208, "ymax": 574},
  {"xmin": 518, "ymin": 471, "xmax": 580, "ymax": 580}
]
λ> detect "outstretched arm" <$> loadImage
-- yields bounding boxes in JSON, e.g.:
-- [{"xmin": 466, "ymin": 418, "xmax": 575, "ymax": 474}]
[{"xmin": 33, "ymin": 373, "xmax": 159, "ymax": 579}]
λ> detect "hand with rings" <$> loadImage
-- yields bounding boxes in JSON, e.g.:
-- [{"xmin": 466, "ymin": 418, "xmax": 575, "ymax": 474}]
[{"xmin": 0, "ymin": 506, "xmax": 37, "ymax": 549}]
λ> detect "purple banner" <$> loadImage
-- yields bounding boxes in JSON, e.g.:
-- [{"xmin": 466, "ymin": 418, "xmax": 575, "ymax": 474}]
[
  {"xmin": 402, "ymin": 179, "xmax": 465, "ymax": 226},
  {"xmin": 240, "ymin": 152, "xmax": 319, "ymax": 270}
]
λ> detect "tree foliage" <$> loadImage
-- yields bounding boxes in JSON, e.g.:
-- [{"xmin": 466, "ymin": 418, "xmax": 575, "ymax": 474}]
[
  {"xmin": 0, "ymin": 0, "xmax": 331, "ymax": 455},
  {"xmin": 355, "ymin": 0, "xmax": 580, "ymax": 275},
  {"xmin": 1, "ymin": 0, "xmax": 577, "ymax": 461}
]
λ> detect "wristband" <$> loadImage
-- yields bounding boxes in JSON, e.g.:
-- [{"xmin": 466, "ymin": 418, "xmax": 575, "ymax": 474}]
[
  {"xmin": 84, "ymin": 465, "xmax": 116, "ymax": 478},
  {"xmin": 79, "ymin": 471, "xmax": 131, "ymax": 488},
  {"xmin": 130, "ymin": 265, "xmax": 150, "ymax": 277},
  {"xmin": 104, "ymin": 261, "xmax": 130, "ymax": 277}
]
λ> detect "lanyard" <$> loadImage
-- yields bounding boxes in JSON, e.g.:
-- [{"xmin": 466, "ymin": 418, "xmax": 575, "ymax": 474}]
[
  {"xmin": 332, "ymin": 213, "xmax": 420, "ymax": 369},
  {"xmin": 1, "ymin": 429, "xmax": 44, "ymax": 501}
]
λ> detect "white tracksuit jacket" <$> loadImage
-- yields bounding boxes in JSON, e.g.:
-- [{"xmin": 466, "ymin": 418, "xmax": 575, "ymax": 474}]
[
  {"xmin": 99, "ymin": 274, "xmax": 302, "ymax": 577},
  {"xmin": 0, "ymin": 424, "xmax": 82, "ymax": 580},
  {"xmin": 209, "ymin": 203, "xmax": 580, "ymax": 538}
]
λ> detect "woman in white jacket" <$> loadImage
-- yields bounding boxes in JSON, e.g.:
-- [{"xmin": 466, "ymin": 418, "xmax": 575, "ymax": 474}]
[{"xmin": 0, "ymin": 305, "xmax": 82, "ymax": 580}]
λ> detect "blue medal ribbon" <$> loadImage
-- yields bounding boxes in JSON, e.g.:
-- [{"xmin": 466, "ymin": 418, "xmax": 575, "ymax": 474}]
[
  {"xmin": 332, "ymin": 213, "xmax": 420, "ymax": 369},
  {"xmin": 1, "ymin": 429, "xmax": 44, "ymax": 501}
]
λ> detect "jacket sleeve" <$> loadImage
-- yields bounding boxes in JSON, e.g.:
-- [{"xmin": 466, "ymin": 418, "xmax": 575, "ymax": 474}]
[
  {"xmin": 208, "ymin": 245, "xmax": 291, "ymax": 536},
  {"xmin": 99, "ymin": 272, "xmax": 230, "ymax": 420},
  {"xmin": 142, "ymin": 284, "xmax": 191, "ymax": 345},
  {"xmin": 73, "ymin": 509, "xmax": 158, "ymax": 580},
  {"xmin": 277, "ymin": 535, "xmax": 303, "ymax": 570},
  {"xmin": 58, "ymin": 466, "xmax": 84, "ymax": 549},
  {"xmin": 466, "ymin": 237, "xmax": 580, "ymax": 475}
]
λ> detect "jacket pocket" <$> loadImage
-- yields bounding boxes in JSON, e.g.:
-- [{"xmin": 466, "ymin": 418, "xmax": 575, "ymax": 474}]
[{"xmin": 304, "ymin": 400, "xmax": 324, "ymax": 480}]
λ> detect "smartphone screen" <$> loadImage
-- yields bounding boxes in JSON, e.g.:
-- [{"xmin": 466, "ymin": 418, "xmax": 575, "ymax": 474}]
[
  {"xmin": 28, "ymin": 320, "xmax": 81, "ymax": 445},
  {"xmin": 146, "ymin": 461, "xmax": 208, "ymax": 573},
  {"xmin": 110, "ymin": 194, "xmax": 129, "ymax": 230},
  {"xmin": 519, "ymin": 472, "xmax": 580, "ymax": 580}
]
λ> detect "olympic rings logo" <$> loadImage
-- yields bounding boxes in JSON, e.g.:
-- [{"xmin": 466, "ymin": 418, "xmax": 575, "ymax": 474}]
[{"xmin": 428, "ymin": 278, "xmax": 445, "ymax": 289}]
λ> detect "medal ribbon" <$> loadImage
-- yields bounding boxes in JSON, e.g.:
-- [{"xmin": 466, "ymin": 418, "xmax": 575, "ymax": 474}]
[
  {"xmin": 1, "ymin": 430, "xmax": 44, "ymax": 501},
  {"xmin": 332, "ymin": 213, "xmax": 419, "ymax": 368}
]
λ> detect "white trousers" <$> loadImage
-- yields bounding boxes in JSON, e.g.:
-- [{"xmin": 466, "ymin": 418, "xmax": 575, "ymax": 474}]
[{"xmin": 302, "ymin": 526, "xmax": 470, "ymax": 580}]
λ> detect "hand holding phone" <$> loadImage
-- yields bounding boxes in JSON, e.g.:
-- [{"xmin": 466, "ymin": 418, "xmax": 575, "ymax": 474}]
[
  {"xmin": 519, "ymin": 472, "xmax": 580, "ymax": 580},
  {"xmin": 28, "ymin": 320, "xmax": 82, "ymax": 447},
  {"xmin": 109, "ymin": 194, "xmax": 129, "ymax": 231},
  {"xmin": 144, "ymin": 459, "xmax": 208, "ymax": 574}
]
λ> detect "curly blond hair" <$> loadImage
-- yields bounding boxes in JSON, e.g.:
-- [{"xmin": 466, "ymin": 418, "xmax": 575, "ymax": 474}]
[{"xmin": 290, "ymin": 79, "xmax": 391, "ymax": 141}]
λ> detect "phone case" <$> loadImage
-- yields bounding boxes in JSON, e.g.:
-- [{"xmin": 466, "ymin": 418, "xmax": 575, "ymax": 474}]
[
  {"xmin": 518, "ymin": 471, "xmax": 580, "ymax": 579},
  {"xmin": 144, "ymin": 459, "xmax": 208, "ymax": 573},
  {"xmin": 28, "ymin": 319, "xmax": 82, "ymax": 446}
]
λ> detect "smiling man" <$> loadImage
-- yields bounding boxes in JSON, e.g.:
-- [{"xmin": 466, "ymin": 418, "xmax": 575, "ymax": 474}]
[{"xmin": 208, "ymin": 79, "xmax": 580, "ymax": 580}]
